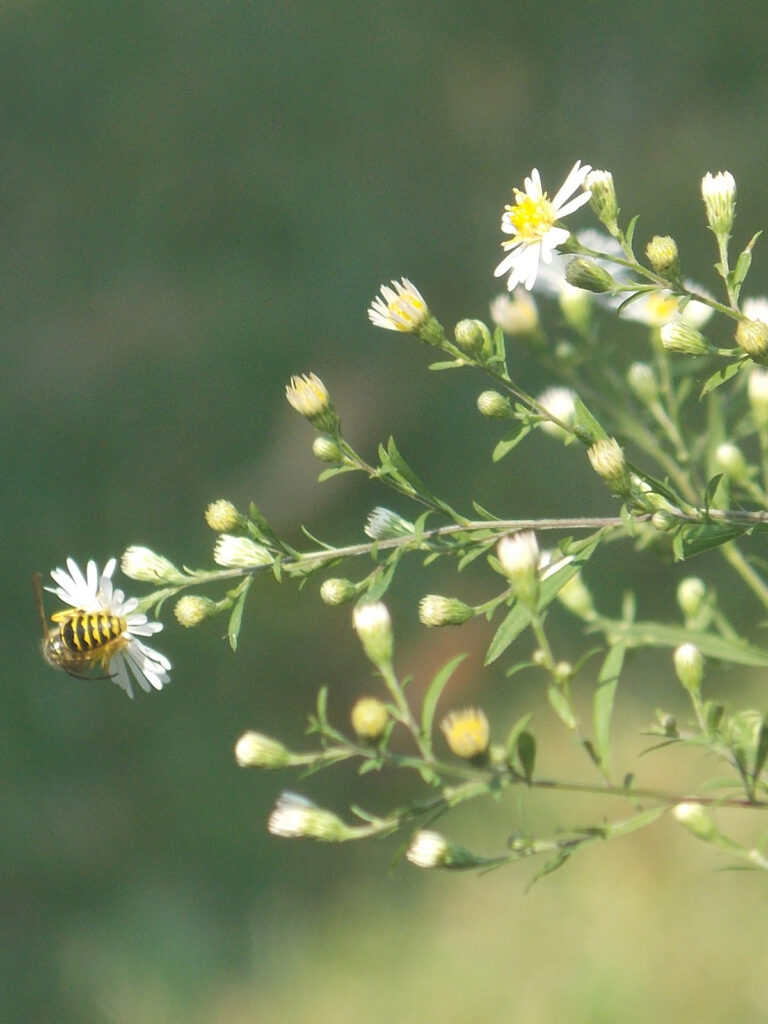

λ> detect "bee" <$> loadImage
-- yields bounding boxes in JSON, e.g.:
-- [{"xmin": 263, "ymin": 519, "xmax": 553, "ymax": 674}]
[{"xmin": 33, "ymin": 571, "xmax": 125, "ymax": 679}]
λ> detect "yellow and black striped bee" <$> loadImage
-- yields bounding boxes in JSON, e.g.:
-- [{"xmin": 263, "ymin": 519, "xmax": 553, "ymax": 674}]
[{"xmin": 33, "ymin": 572, "xmax": 125, "ymax": 679}]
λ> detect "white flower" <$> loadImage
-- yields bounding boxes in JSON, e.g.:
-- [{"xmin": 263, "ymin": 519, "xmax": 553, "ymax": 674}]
[
  {"xmin": 494, "ymin": 160, "xmax": 592, "ymax": 292},
  {"xmin": 368, "ymin": 278, "xmax": 428, "ymax": 332},
  {"xmin": 622, "ymin": 283, "xmax": 713, "ymax": 329},
  {"xmin": 406, "ymin": 829, "xmax": 450, "ymax": 868},
  {"xmin": 536, "ymin": 386, "xmax": 576, "ymax": 438},
  {"xmin": 743, "ymin": 297, "xmax": 768, "ymax": 325},
  {"xmin": 45, "ymin": 557, "xmax": 171, "ymax": 698}
]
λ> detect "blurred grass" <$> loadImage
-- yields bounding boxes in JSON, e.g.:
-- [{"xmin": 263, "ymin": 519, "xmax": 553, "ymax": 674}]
[{"xmin": 4, "ymin": 0, "xmax": 768, "ymax": 1020}]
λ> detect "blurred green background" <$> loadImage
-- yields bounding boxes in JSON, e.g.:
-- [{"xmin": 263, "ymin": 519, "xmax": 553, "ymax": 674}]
[{"xmin": 6, "ymin": 2, "xmax": 768, "ymax": 1021}]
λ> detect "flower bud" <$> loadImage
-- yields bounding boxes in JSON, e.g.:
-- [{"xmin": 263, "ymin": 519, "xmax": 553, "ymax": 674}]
[
  {"xmin": 406, "ymin": 830, "xmax": 485, "ymax": 869},
  {"xmin": 312, "ymin": 435, "xmax": 344, "ymax": 463},
  {"xmin": 320, "ymin": 577, "xmax": 358, "ymax": 606},
  {"xmin": 121, "ymin": 546, "xmax": 183, "ymax": 584},
  {"xmin": 489, "ymin": 290, "xmax": 539, "ymax": 335},
  {"xmin": 174, "ymin": 594, "xmax": 218, "ymax": 627},
  {"xmin": 587, "ymin": 438, "xmax": 631, "ymax": 495},
  {"xmin": 748, "ymin": 368, "xmax": 768, "ymax": 427},
  {"xmin": 701, "ymin": 171, "xmax": 736, "ymax": 236},
  {"xmin": 497, "ymin": 531, "xmax": 540, "ymax": 609},
  {"xmin": 677, "ymin": 577, "xmax": 706, "ymax": 619},
  {"xmin": 660, "ymin": 321, "xmax": 711, "ymax": 356},
  {"xmin": 368, "ymin": 278, "xmax": 445, "ymax": 346},
  {"xmin": 418, "ymin": 594, "xmax": 474, "ymax": 627},
  {"xmin": 351, "ymin": 697, "xmax": 389, "ymax": 741},
  {"xmin": 627, "ymin": 362, "xmax": 658, "ymax": 405},
  {"xmin": 440, "ymin": 708, "xmax": 490, "ymax": 761},
  {"xmin": 364, "ymin": 507, "xmax": 415, "ymax": 541},
  {"xmin": 674, "ymin": 642, "xmax": 704, "ymax": 694},
  {"xmin": 646, "ymin": 235, "xmax": 680, "ymax": 277},
  {"xmin": 204, "ymin": 500, "xmax": 244, "ymax": 532},
  {"xmin": 565, "ymin": 257, "xmax": 616, "ymax": 294},
  {"xmin": 285, "ymin": 373, "xmax": 340, "ymax": 432},
  {"xmin": 736, "ymin": 318, "xmax": 768, "ymax": 364},
  {"xmin": 584, "ymin": 169, "xmax": 618, "ymax": 234},
  {"xmin": 213, "ymin": 535, "xmax": 273, "ymax": 568},
  {"xmin": 235, "ymin": 731, "xmax": 292, "ymax": 768},
  {"xmin": 353, "ymin": 601, "xmax": 394, "ymax": 669},
  {"xmin": 673, "ymin": 802, "xmax": 718, "ymax": 842},
  {"xmin": 267, "ymin": 793, "xmax": 351, "ymax": 840},
  {"xmin": 477, "ymin": 390, "xmax": 514, "ymax": 419},
  {"xmin": 454, "ymin": 318, "xmax": 493, "ymax": 361}
]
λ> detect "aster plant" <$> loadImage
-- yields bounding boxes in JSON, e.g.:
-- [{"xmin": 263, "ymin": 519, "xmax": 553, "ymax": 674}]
[{"xmin": 40, "ymin": 163, "xmax": 768, "ymax": 881}]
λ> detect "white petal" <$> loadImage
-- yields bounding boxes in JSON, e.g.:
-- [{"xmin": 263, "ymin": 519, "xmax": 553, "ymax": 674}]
[{"xmin": 551, "ymin": 161, "xmax": 591, "ymax": 210}]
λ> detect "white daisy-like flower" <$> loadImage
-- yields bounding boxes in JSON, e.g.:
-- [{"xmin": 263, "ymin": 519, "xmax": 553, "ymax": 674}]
[
  {"xmin": 743, "ymin": 297, "xmax": 768, "ymax": 325},
  {"xmin": 44, "ymin": 557, "xmax": 171, "ymax": 698},
  {"xmin": 494, "ymin": 160, "xmax": 593, "ymax": 292},
  {"xmin": 621, "ymin": 283, "xmax": 713, "ymax": 329},
  {"xmin": 368, "ymin": 278, "xmax": 428, "ymax": 332}
]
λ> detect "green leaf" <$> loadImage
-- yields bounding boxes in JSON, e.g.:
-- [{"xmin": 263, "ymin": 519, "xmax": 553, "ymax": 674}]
[
  {"xmin": 603, "ymin": 805, "xmax": 667, "ymax": 838},
  {"xmin": 504, "ymin": 713, "xmax": 533, "ymax": 764},
  {"xmin": 381, "ymin": 437, "xmax": 439, "ymax": 505},
  {"xmin": 592, "ymin": 639, "xmax": 627, "ymax": 773},
  {"xmin": 226, "ymin": 578, "xmax": 252, "ymax": 651},
  {"xmin": 547, "ymin": 685, "xmax": 577, "ymax": 729},
  {"xmin": 572, "ymin": 395, "xmax": 608, "ymax": 445},
  {"xmin": 700, "ymin": 359, "xmax": 747, "ymax": 398},
  {"xmin": 624, "ymin": 214, "xmax": 639, "ymax": 252},
  {"xmin": 590, "ymin": 617, "xmax": 768, "ymax": 667},
  {"xmin": 492, "ymin": 424, "xmax": 532, "ymax": 462},
  {"xmin": 517, "ymin": 731, "xmax": 536, "ymax": 781},
  {"xmin": 678, "ymin": 521, "xmax": 748, "ymax": 558},
  {"xmin": 420, "ymin": 653, "xmax": 468, "ymax": 752},
  {"xmin": 526, "ymin": 848, "xmax": 572, "ymax": 889}
]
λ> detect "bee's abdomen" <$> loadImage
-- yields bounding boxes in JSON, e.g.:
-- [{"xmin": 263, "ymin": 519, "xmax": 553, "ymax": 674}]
[{"xmin": 59, "ymin": 612, "xmax": 126, "ymax": 653}]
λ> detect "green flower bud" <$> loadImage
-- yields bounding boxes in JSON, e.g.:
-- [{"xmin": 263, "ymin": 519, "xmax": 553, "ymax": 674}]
[
  {"xmin": 235, "ymin": 731, "xmax": 292, "ymax": 768},
  {"xmin": 674, "ymin": 643, "xmax": 704, "ymax": 694},
  {"xmin": 320, "ymin": 577, "xmax": 358, "ymax": 606},
  {"xmin": 121, "ymin": 546, "xmax": 183, "ymax": 584},
  {"xmin": 454, "ymin": 318, "xmax": 493, "ymax": 360},
  {"xmin": 673, "ymin": 802, "xmax": 718, "ymax": 842},
  {"xmin": 584, "ymin": 169, "xmax": 618, "ymax": 234},
  {"xmin": 677, "ymin": 577, "xmax": 706, "ymax": 619},
  {"xmin": 714, "ymin": 442, "xmax": 749, "ymax": 483},
  {"xmin": 497, "ymin": 531, "xmax": 540, "ymax": 609},
  {"xmin": 406, "ymin": 830, "xmax": 487, "ymax": 869},
  {"xmin": 353, "ymin": 601, "xmax": 394, "ymax": 669},
  {"xmin": 312, "ymin": 435, "xmax": 344, "ymax": 463},
  {"xmin": 351, "ymin": 697, "xmax": 389, "ymax": 741},
  {"xmin": 660, "ymin": 321, "xmax": 711, "ymax": 356},
  {"xmin": 174, "ymin": 594, "xmax": 218, "ymax": 627},
  {"xmin": 267, "ymin": 793, "xmax": 353, "ymax": 840},
  {"xmin": 477, "ymin": 389, "xmax": 514, "ymax": 419},
  {"xmin": 204, "ymin": 500, "xmax": 244, "ymax": 532},
  {"xmin": 564, "ymin": 257, "xmax": 616, "ymax": 294},
  {"xmin": 701, "ymin": 171, "xmax": 736, "ymax": 236},
  {"xmin": 213, "ymin": 535, "xmax": 273, "ymax": 568},
  {"xmin": 285, "ymin": 372, "xmax": 340, "ymax": 432},
  {"xmin": 587, "ymin": 438, "xmax": 631, "ymax": 495},
  {"xmin": 737, "ymin": 318, "xmax": 768, "ymax": 364},
  {"xmin": 418, "ymin": 594, "xmax": 474, "ymax": 627},
  {"xmin": 646, "ymin": 235, "xmax": 680, "ymax": 277}
]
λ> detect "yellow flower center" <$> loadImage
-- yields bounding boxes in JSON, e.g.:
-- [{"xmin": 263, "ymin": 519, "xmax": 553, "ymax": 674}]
[
  {"xmin": 388, "ymin": 293, "xmax": 427, "ymax": 330},
  {"xmin": 647, "ymin": 293, "xmax": 680, "ymax": 323},
  {"xmin": 506, "ymin": 190, "xmax": 555, "ymax": 241}
]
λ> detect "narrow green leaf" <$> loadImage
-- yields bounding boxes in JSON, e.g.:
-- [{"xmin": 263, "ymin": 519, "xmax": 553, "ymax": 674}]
[
  {"xmin": 590, "ymin": 617, "xmax": 768, "ymax": 667},
  {"xmin": 679, "ymin": 521, "xmax": 748, "ymax": 558},
  {"xmin": 504, "ymin": 713, "xmax": 533, "ymax": 764},
  {"xmin": 624, "ymin": 214, "xmax": 639, "ymax": 251},
  {"xmin": 602, "ymin": 805, "xmax": 667, "ymax": 838},
  {"xmin": 547, "ymin": 684, "xmax": 577, "ymax": 729},
  {"xmin": 384, "ymin": 437, "xmax": 438, "ymax": 504},
  {"xmin": 227, "ymin": 580, "xmax": 252, "ymax": 651},
  {"xmin": 572, "ymin": 395, "xmax": 608, "ymax": 444},
  {"xmin": 492, "ymin": 424, "xmax": 532, "ymax": 462},
  {"xmin": 592, "ymin": 640, "xmax": 627, "ymax": 773},
  {"xmin": 700, "ymin": 359, "xmax": 746, "ymax": 398},
  {"xmin": 517, "ymin": 731, "xmax": 536, "ymax": 781},
  {"xmin": 526, "ymin": 849, "xmax": 572, "ymax": 889},
  {"xmin": 420, "ymin": 653, "xmax": 468, "ymax": 750}
]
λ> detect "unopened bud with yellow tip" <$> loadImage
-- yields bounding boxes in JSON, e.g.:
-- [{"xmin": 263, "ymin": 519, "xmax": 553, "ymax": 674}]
[
  {"xmin": 440, "ymin": 707, "xmax": 490, "ymax": 761},
  {"xmin": 174, "ymin": 594, "xmax": 218, "ymax": 627},
  {"xmin": 285, "ymin": 373, "xmax": 340, "ymax": 432},
  {"xmin": 418, "ymin": 594, "xmax": 474, "ymax": 627},
  {"xmin": 736, "ymin": 318, "xmax": 768, "ymax": 364},
  {"xmin": 204, "ymin": 500, "xmax": 244, "ymax": 533},
  {"xmin": 351, "ymin": 697, "xmax": 389, "ymax": 741},
  {"xmin": 646, "ymin": 235, "xmax": 680, "ymax": 277}
]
